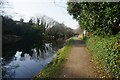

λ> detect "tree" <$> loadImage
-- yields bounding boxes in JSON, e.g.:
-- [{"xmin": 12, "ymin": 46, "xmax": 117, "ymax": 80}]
[
  {"xmin": 46, "ymin": 21, "xmax": 74, "ymax": 41},
  {"xmin": 67, "ymin": 2, "xmax": 120, "ymax": 35},
  {"xmin": 0, "ymin": 0, "xmax": 10, "ymax": 16}
]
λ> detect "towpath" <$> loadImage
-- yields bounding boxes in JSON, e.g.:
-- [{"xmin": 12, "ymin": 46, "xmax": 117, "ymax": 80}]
[{"xmin": 59, "ymin": 38, "xmax": 97, "ymax": 78}]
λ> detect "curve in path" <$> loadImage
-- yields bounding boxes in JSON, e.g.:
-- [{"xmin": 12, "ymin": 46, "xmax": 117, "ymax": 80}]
[{"xmin": 59, "ymin": 40, "xmax": 97, "ymax": 78}]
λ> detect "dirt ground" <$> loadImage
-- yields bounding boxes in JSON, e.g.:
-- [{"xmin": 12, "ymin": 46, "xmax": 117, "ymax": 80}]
[{"xmin": 59, "ymin": 40, "xmax": 97, "ymax": 78}]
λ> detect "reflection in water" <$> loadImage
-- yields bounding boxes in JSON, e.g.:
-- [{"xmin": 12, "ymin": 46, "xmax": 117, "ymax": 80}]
[{"xmin": 2, "ymin": 42, "xmax": 57, "ymax": 78}]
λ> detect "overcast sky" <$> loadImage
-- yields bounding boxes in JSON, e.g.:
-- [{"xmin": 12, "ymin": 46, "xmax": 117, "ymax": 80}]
[{"xmin": 8, "ymin": 0, "xmax": 78, "ymax": 29}]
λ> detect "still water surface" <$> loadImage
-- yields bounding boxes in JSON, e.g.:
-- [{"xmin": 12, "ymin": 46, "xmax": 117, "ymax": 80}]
[{"xmin": 2, "ymin": 42, "xmax": 58, "ymax": 78}]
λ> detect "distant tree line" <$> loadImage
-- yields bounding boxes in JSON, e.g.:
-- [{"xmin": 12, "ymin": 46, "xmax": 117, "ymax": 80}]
[{"xmin": 2, "ymin": 16, "xmax": 75, "ymax": 44}]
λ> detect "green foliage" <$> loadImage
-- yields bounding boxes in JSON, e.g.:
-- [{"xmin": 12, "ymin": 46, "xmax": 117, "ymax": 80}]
[
  {"xmin": 3, "ymin": 19, "xmax": 40, "ymax": 44},
  {"xmin": 67, "ymin": 2, "xmax": 120, "ymax": 35},
  {"xmin": 67, "ymin": 2, "xmax": 120, "ymax": 78},
  {"xmin": 86, "ymin": 32, "xmax": 120, "ymax": 78},
  {"xmin": 33, "ymin": 38, "xmax": 74, "ymax": 79},
  {"xmin": 2, "ymin": 16, "xmax": 75, "ymax": 43},
  {"xmin": 46, "ymin": 22, "xmax": 74, "ymax": 42},
  {"xmin": 65, "ymin": 37, "xmax": 74, "ymax": 45}
]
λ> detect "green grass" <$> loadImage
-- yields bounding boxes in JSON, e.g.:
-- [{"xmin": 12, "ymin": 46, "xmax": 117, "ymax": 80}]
[
  {"xmin": 78, "ymin": 34, "xmax": 83, "ymax": 40},
  {"xmin": 86, "ymin": 32, "xmax": 120, "ymax": 78},
  {"xmin": 33, "ymin": 38, "xmax": 74, "ymax": 79}
]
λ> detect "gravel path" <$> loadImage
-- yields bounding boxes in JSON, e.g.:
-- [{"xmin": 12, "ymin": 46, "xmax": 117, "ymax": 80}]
[{"xmin": 59, "ymin": 40, "xmax": 97, "ymax": 78}]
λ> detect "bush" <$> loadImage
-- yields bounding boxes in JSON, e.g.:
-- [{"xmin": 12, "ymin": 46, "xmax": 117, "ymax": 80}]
[
  {"xmin": 67, "ymin": 2, "xmax": 120, "ymax": 35},
  {"xmin": 86, "ymin": 32, "xmax": 120, "ymax": 78}
]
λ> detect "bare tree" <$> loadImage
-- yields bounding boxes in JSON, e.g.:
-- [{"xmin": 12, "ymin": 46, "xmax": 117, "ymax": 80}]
[{"xmin": 0, "ymin": 0, "xmax": 8, "ymax": 15}]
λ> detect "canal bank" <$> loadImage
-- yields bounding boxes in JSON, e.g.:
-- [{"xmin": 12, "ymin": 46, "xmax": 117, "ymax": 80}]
[{"xmin": 33, "ymin": 38, "xmax": 74, "ymax": 79}]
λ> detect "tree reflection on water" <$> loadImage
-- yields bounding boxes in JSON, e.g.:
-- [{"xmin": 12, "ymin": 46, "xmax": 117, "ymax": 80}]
[{"xmin": 2, "ymin": 40, "xmax": 59, "ymax": 78}]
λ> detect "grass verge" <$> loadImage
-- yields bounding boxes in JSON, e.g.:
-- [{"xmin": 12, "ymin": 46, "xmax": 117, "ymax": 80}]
[
  {"xmin": 33, "ymin": 38, "xmax": 74, "ymax": 79},
  {"xmin": 86, "ymin": 32, "xmax": 120, "ymax": 78}
]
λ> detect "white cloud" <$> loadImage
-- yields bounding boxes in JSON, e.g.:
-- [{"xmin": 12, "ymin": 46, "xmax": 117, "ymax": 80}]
[{"xmin": 9, "ymin": 0, "xmax": 78, "ymax": 29}]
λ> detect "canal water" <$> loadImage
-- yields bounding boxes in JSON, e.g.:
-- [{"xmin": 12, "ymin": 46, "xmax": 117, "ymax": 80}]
[{"xmin": 2, "ymin": 41, "xmax": 59, "ymax": 78}]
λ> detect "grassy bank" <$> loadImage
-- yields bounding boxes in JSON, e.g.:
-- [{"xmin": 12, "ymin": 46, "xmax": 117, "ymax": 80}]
[
  {"xmin": 86, "ymin": 32, "xmax": 120, "ymax": 78},
  {"xmin": 33, "ymin": 38, "xmax": 74, "ymax": 79}
]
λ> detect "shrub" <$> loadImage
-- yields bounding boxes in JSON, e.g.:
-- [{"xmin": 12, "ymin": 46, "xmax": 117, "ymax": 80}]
[{"xmin": 86, "ymin": 32, "xmax": 120, "ymax": 78}]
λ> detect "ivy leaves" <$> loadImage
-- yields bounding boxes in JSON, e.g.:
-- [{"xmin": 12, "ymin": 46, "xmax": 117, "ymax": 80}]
[
  {"xmin": 67, "ymin": 2, "xmax": 120, "ymax": 35},
  {"xmin": 86, "ymin": 32, "xmax": 120, "ymax": 78}
]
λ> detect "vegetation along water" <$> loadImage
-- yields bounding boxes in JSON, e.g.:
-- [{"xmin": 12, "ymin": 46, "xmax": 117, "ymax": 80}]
[{"xmin": 1, "ymin": 0, "xmax": 120, "ymax": 79}]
